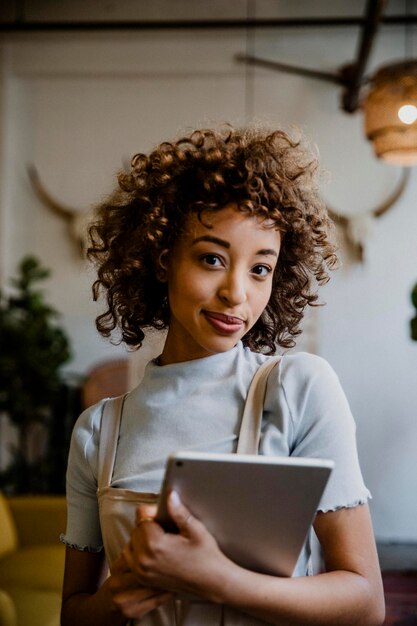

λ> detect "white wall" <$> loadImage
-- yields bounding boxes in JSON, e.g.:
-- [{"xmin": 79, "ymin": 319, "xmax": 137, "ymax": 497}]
[{"xmin": 0, "ymin": 3, "xmax": 416, "ymax": 541}]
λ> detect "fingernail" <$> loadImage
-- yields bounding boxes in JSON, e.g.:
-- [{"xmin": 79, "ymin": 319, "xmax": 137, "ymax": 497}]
[{"xmin": 169, "ymin": 489, "xmax": 181, "ymax": 508}]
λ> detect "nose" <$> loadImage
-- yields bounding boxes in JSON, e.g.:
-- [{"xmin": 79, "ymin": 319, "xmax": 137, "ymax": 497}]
[{"xmin": 218, "ymin": 270, "xmax": 247, "ymax": 306}]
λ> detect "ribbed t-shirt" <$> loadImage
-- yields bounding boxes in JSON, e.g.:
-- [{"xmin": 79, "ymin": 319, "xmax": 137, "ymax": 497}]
[{"xmin": 63, "ymin": 342, "xmax": 370, "ymax": 556}]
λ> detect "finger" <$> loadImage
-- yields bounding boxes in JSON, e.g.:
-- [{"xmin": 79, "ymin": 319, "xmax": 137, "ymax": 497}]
[
  {"xmin": 137, "ymin": 516, "xmax": 155, "ymax": 529},
  {"xmin": 113, "ymin": 588, "xmax": 173, "ymax": 619},
  {"xmin": 122, "ymin": 540, "xmax": 135, "ymax": 571},
  {"xmin": 112, "ymin": 585, "xmax": 166, "ymax": 604},
  {"xmin": 167, "ymin": 490, "xmax": 201, "ymax": 536},
  {"xmin": 132, "ymin": 515, "xmax": 163, "ymax": 542},
  {"xmin": 136, "ymin": 503, "xmax": 158, "ymax": 525},
  {"xmin": 122, "ymin": 539, "xmax": 156, "ymax": 581}
]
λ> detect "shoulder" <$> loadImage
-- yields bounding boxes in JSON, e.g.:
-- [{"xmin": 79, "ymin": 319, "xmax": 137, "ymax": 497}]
[
  {"xmin": 278, "ymin": 351, "xmax": 340, "ymax": 389},
  {"xmin": 240, "ymin": 345, "xmax": 335, "ymax": 376},
  {"xmin": 264, "ymin": 351, "xmax": 351, "ymax": 434},
  {"xmin": 239, "ymin": 345, "xmax": 341, "ymax": 395},
  {"xmin": 277, "ymin": 351, "xmax": 348, "ymax": 413},
  {"xmin": 71, "ymin": 399, "xmax": 106, "ymax": 445},
  {"xmin": 74, "ymin": 399, "xmax": 107, "ymax": 433},
  {"xmin": 67, "ymin": 396, "xmax": 128, "ymax": 486}
]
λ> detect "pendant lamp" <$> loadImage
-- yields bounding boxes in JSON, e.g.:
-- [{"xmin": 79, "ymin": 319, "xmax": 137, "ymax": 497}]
[{"xmin": 364, "ymin": 60, "xmax": 417, "ymax": 166}]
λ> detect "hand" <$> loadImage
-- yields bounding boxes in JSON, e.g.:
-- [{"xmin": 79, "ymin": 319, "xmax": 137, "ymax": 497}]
[
  {"xmin": 108, "ymin": 551, "xmax": 173, "ymax": 620},
  {"xmin": 123, "ymin": 491, "xmax": 234, "ymax": 602}
]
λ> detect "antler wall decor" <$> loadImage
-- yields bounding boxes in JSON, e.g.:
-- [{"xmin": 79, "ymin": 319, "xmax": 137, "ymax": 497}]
[
  {"xmin": 326, "ymin": 168, "xmax": 411, "ymax": 262},
  {"xmin": 27, "ymin": 165, "xmax": 94, "ymax": 257},
  {"xmin": 28, "ymin": 163, "xmax": 410, "ymax": 263}
]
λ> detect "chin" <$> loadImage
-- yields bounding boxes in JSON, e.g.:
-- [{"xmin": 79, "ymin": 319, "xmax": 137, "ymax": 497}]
[{"xmin": 203, "ymin": 337, "xmax": 240, "ymax": 355}]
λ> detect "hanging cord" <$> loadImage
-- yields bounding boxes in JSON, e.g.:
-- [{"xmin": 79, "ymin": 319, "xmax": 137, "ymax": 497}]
[
  {"xmin": 244, "ymin": 0, "xmax": 256, "ymax": 122},
  {"xmin": 405, "ymin": 0, "xmax": 414, "ymax": 58}
]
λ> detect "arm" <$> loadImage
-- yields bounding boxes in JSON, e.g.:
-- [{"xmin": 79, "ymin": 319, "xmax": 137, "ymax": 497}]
[
  {"xmin": 61, "ymin": 547, "xmax": 125, "ymax": 626},
  {"xmin": 61, "ymin": 547, "xmax": 173, "ymax": 626},
  {"xmin": 218, "ymin": 503, "xmax": 385, "ymax": 626},
  {"xmin": 122, "ymin": 492, "xmax": 385, "ymax": 626}
]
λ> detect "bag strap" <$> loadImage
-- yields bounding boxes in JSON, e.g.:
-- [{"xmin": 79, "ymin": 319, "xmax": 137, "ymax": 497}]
[
  {"xmin": 97, "ymin": 394, "xmax": 127, "ymax": 490},
  {"xmin": 236, "ymin": 357, "xmax": 280, "ymax": 455}
]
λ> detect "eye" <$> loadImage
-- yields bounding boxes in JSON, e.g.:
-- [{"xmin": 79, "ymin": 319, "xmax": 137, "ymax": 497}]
[
  {"xmin": 201, "ymin": 254, "xmax": 223, "ymax": 267},
  {"xmin": 251, "ymin": 264, "xmax": 272, "ymax": 278}
]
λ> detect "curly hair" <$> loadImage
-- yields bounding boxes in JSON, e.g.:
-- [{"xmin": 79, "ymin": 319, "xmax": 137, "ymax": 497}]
[{"xmin": 88, "ymin": 125, "xmax": 338, "ymax": 354}]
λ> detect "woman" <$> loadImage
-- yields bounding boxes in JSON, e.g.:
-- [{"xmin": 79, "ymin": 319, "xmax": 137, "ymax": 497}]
[{"xmin": 61, "ymin": 126, "xmax": 385, "ymax": 626}]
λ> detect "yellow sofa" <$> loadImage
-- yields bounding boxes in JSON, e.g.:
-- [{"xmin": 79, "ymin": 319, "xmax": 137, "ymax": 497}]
[{"xmin": 0, "ymin": 493, "xmax": 66, "ymax": 626}]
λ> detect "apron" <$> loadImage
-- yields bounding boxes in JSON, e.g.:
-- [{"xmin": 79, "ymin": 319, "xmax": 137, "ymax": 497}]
[{"xmin": 97, "ymin": 358, "xmax": 285, "ymax": 625}]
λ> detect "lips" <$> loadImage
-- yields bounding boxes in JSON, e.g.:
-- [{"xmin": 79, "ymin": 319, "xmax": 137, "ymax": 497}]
[{"xmin": 203, "ymin": 311, "xmax": 245, "ymax": 334}]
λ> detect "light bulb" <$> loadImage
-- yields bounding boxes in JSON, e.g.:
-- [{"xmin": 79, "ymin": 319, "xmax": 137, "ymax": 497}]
[{"xmin": 398, "ymin": 104, "xmax": 417, "ymax": 124}]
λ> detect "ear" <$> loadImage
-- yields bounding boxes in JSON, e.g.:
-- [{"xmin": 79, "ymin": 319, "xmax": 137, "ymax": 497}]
[
  {"xmin": 156, "ymin": 268, "xmax": 167, "ymax": 282},
  {"xmin": 156, "ymin": 250, "xmax": 169, "ymax": 282}
]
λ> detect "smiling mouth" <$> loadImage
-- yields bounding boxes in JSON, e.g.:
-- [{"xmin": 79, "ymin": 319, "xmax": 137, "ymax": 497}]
[{"xmin": 203, "ymin": 311, "xmax": 245, "ymax": 334}]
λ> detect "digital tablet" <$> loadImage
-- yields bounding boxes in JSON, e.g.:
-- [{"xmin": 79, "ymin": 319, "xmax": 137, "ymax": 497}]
[{"xmin": 155, "ymin": 451, "xmax": 334, "ymax": 577}]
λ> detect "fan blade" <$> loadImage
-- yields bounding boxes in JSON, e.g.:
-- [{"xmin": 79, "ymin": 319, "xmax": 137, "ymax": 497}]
[{"xmin": 236, "ymin": 54, "xmax": 342, "ymax": 85}]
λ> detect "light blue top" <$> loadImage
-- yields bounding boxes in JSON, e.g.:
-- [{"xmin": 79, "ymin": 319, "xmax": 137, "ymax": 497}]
[{"xmin": 63, "ymin": 342, "xmax": 370, "ymax": 557}]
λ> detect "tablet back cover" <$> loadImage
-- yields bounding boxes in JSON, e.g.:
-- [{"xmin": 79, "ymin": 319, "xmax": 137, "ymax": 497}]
[{"xmin": 156, "ymin": 452, "xmax": 333, "ymax": 577}]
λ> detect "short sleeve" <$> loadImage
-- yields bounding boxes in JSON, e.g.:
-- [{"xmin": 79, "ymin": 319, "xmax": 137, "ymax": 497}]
[
  {"xmin": 60, "ymin": 402, "xmax": 105, "ymax": 552},
  {"xmin": 263, "ymin": 352, "xmax": 371, "ymax": 512}
]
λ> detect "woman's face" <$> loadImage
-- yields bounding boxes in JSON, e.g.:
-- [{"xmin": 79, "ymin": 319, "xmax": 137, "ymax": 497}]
[{"xmin": 160, "ymin": 204, "xmax": 281, "ymax": 365}]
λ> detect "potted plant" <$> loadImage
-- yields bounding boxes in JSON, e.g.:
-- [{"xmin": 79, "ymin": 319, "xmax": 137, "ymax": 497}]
[{"xmin": 0, "ymin": 256, "xmax": 71, "ymax": 493}]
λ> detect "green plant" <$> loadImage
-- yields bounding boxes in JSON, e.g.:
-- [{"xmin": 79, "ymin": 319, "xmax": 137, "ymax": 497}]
[
  {"xmin": 0, "ymin": 256, "xmax": 71, "ymax": 493},
  {"xmin": 411, "ymin": 283, "xmax": 417, "ymax": 341}
]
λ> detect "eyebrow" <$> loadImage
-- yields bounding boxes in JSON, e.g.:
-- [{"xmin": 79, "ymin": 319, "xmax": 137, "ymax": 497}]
[
  {"xmin": 192, "ymin": 235, "xmax": 230, "ymax": 248},
  {"xmin": 191, "ymin": 235, "xmax": 278, "ymax": 257}
]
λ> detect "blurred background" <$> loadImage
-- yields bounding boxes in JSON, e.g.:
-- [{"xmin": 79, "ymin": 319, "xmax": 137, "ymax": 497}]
[{"xmin": 0, "ymin": 0, "xmax": 416, "ymax": 548}]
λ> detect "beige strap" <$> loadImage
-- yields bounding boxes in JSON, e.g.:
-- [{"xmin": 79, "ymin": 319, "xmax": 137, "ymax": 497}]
[
  {"xmin": 97, "ymin": 394, "xmax": 127, "ymax": 490},
  {"xmin": 236, "ymin": 357, "xmax": 280, "ymax": 455}
]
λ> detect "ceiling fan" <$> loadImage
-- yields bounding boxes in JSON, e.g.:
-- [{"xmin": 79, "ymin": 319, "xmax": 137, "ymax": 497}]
[
  {"xmin": 237, "ymin": 0, "xmax": 417, "ymax": 166},
  {"xmin": 236, "ymin": 0, "xmax": 399, "ymax": 114},
  {"xmin": 236, "ymin": 0, "xmax": 415, "ymax": 260}
]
